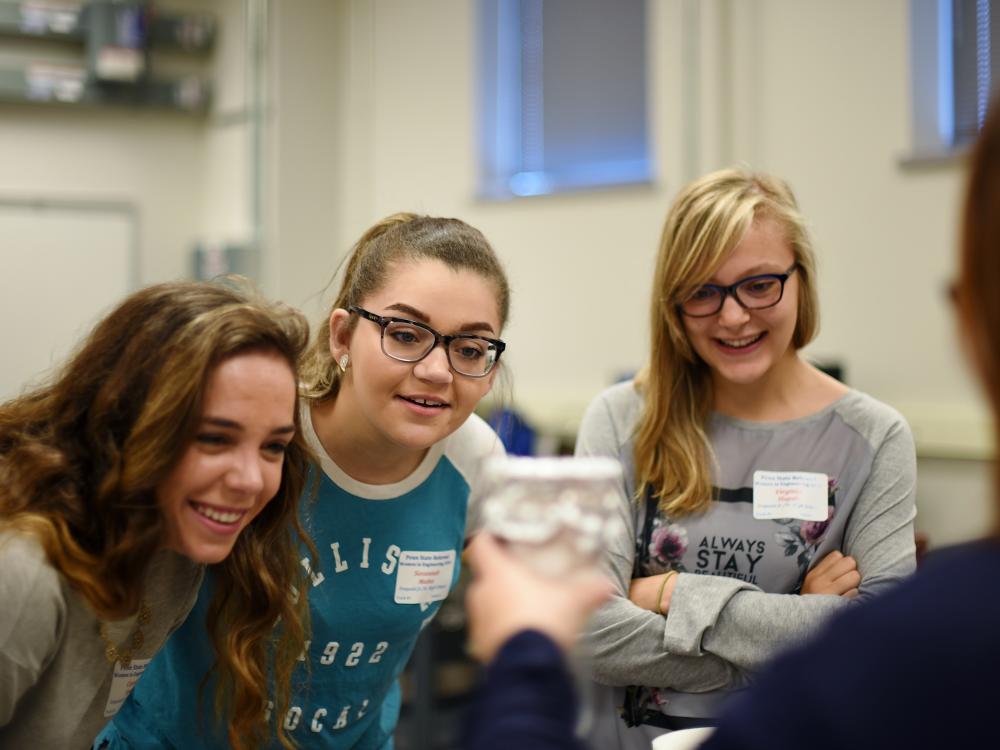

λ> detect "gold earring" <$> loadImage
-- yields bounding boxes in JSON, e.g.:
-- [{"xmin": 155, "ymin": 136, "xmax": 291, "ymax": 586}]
[{"xmin": 339, "ymin": 354, "xmax": 349, "ymax": 372}]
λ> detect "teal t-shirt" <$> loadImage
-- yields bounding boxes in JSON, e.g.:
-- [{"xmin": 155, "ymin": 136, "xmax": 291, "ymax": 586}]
[{"xmin": 95, "ymin": 410, "xmax": 502, "ymax": 749}]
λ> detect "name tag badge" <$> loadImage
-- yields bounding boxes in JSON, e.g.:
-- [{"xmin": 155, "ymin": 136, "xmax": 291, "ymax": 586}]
[
  {"xmin": 394, "ymin": 550, "xmax": 456, "ymax": 605},
  {"xmin": 753, "ymin": 471, "xmax": 829, "ymax": 521},
  {"xmin": 103, "ymin": 658, "xmax": 151, "ymax": 717}
]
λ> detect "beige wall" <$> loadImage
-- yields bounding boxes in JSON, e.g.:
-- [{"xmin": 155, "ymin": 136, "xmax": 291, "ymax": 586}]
[
  {"xmin": 272, "ymin": 0, "xmax": 989, "ymax": 445},
  {"xmin": 267, "ymin": 0, "xmax": 994, "ymax": 545},
  {"xmin": 0, "ymin": 93, "xmax": 205, "ymax": 283},
  {"xmin": 274, "ymin": 0, "xmax": 697, "ymax": 433},
  {"xmin": 727, "ymin": 0, "xmax": 988, "ymax": 457},
  {"xmin": 0, "ymin": 0, "xmax": 261, "ymax": 397},
  {"xmin": 1, "ymin": 0, "xmax": 992, "ymax": 545},
  {"xmin": 0, "ymin": 0, "xmax": 249, "ymax": 283}
]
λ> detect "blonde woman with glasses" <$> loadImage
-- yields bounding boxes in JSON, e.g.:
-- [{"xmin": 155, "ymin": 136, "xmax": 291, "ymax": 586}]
[
  {"xmin": 701, "ymin": 93, "xmax": 1000, "ymax": 750},
  {"xmin": 576, "ymin": 168, "xmax": 917, "ymax": 748}
]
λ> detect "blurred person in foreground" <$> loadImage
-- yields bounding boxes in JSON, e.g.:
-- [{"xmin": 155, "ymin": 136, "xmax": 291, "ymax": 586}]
[
  {"xmin": 697, "ymin": 98, "xmax": 1000, "ymax": 750},
  {"xmin": 460, "ymin": 533, "xmax": 612, "ymax": 750}
]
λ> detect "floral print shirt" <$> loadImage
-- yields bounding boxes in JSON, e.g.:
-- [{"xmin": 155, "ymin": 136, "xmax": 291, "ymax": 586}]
[
  {"xmin": 575, "ymin": 382, "xmax": 917, "ymax": 735},
  {"xmin": 639, "ymin": 480, "xmax": 838, "ymax": 591}
]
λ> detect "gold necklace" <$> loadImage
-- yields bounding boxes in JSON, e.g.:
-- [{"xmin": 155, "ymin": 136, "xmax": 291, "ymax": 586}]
[{"xmin": 98, "ymin": 601, "xmax": 151, "ymax": 668}]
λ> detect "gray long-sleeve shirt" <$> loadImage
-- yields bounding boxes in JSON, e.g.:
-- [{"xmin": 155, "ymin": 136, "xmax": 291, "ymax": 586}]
[
  {"xmin": 576, "ymin": 381, "xmax": 917, "ymax": 726},
  {"xmin": 0, "ymin": 533, "xmax": 203, "ymax": 749}
]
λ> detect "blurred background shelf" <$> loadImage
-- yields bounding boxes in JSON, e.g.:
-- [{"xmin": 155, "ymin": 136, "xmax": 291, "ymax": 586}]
[
  {"xmin": 0, "ymin": 1, "xmax": 214, "ymax": 52},
  {"xmin": 0, "ymin": 0, "xmax": 213, "ymax": 111}
]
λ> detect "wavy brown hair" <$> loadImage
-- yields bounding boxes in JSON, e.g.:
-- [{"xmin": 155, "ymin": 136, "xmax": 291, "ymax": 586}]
[
  {"xmin": 634, "ymin": 168, "xmax": 820, "ymax": 516},
  {"xmin": 0, "ymin": 279, "xmax": 314, "ymax": 749},
  {"xmin": 300, "ymin": 212, "xmax": 511, "ymax": 402}
]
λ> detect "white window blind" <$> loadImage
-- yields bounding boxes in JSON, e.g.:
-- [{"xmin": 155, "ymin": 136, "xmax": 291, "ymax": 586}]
[
  {"xmin": 951, "ymin": 0, "xmax": 1000, "ymax": 144},
  {"xmin": 477, "ymin": 0, "xmax": 651, "ymax": 198}
]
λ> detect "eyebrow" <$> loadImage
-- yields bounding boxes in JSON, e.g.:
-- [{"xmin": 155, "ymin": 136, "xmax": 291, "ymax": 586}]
[
  {"xmin": 709, "ymin": 264, "xmax": 787, "ymax": 282},
  {"xmin": 383, "ymin": 303, "xmax": 497, "ymax": 335},
  {"xmin": 203, "ymin": 417, "xmax": 296, "ymax": 436}
]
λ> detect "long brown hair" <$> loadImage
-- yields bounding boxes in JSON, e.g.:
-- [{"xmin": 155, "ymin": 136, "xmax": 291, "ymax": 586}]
[
  {"xmin": 300, "ymin": 212, "xmax": 511, "ymax": 402},
  {"xmin": 0, "ymin": 279, "xmax": 313, "ymax": 749},
  {"xmin": 959, "ymin": 99, "xmax": 1000, "ymax": 536},
  {"xmin": 634, "ymin": 168, "xmax": 820, "ymax": 516}
]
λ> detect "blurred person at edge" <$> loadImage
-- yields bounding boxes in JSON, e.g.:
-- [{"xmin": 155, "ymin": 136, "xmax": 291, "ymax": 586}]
[
  {"xmin": 0, "ymin": 279, "xmax": 313, "ymax": 750},
  {"xmin": 698, "ymin": 98, "xmax": 1000, "ymax": 750}
]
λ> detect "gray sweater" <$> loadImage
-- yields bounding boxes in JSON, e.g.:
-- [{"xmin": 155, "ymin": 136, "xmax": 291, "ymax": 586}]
[
  {"xmin": 0, "ymin": 533, "xmax": 203, "ymax": 749},
  {"xmin": 576, "ymin": 382, "xmax": 916, "ymax": 739}
]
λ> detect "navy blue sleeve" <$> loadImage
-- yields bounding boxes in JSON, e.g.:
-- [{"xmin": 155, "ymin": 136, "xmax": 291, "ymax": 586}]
[
  {"xmin": 698, "ymin": 636, "xmax": 844, "ymax": 750},
  {"xmin": 701, "ymin": 542, "xmax": 1000, "ymax": 750},
  {"xmin": 461, "ymin": 630, "xmax": 586, "ymax": 750}
]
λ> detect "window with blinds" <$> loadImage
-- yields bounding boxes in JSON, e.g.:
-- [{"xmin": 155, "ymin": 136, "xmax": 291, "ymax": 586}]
[
  {"xmin": 909, "ymin": 0, "xmax": 999, "ymax": 158},
  {"xmin": 477, "ymin": 0, "xmax": 652, "ymax": 198},
  {"xmin": 951, "ymin": 0, "xmax": 1000, "ymax": 145}
]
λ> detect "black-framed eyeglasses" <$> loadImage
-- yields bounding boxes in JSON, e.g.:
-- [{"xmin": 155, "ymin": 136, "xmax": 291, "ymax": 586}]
[
  {"xmin": 678, "ymin": 264, "xmax": 798, "ymax": 318},
  {"xmin": 349, "ymin": 306, "xmax": 506, "ymax": 378}
]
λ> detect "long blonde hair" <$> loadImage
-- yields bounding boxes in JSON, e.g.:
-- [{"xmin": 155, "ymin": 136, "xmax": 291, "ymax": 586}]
[
  {"xmin": 0, "ymin": 279, "xmax": 313, "ymax": 750},
  {"xmin": 300, "ymin": 212, "xmax": 511, "ymax": 402},
  {"xmin": 634, "ymin": 168, "xmax": 819, "ymax": 516}
]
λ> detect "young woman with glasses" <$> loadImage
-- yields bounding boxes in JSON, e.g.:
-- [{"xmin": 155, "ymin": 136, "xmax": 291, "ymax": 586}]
[
  {"xmin": 698, "ymin": 96, "xmax": 1000, "ymax": 750},
  {"xmin": 97, "ymin": 213, "xmax": 510, "ymax": 749},
  {"xmin": 0, "ymin": 280, "xmax": 313, "ymax": 749},
  {"xmin": 575, "ymin": 168, "xmax": 918, "ymax": 748}
]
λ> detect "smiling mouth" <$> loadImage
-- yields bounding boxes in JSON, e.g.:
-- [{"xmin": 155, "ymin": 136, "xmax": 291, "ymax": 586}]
[
  {"xmin": 191, "ymin": 502, "xmax": 246, "ymax": 525},
  {"xmin": 717, "ymin": 332, "xmax": 766, "ymax": 350},
  {"xmin": 400, "ymin": 395, "xmax": 449, "ymax": 409}
]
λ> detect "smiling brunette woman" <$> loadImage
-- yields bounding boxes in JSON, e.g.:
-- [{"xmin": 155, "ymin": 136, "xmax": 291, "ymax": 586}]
[
  {"xmin": 101, "ymin": 213, "xmax": 511, "ymax": 749},
  {"xmin": 576, "ymin": 168, "xmax": 918, "ymax": 748},
  {"xmin": 0, "ymin": 280, "xmax": 313, "ymax": 749}
]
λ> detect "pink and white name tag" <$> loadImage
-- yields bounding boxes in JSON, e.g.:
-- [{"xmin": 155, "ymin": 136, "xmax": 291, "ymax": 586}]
[
  {"xmin": 752, "ymin": 470, "xmax": 828, "ymax": 521},
  {"xmin": 103, "ymin": 658, "xmax": 151, "ymax": 717},
  {"xmin": 393, "ymin": 550, "xmax": 456, "ymax": 605}
]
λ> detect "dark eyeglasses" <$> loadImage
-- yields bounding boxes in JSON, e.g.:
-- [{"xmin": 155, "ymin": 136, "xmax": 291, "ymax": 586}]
[
  {"xmin": 679, "ymin": 264, "xmax": 798, "ymax": 317},
  {"xmin": 349, "ymin": 306, "xmax": 505, "ymax": 378}
]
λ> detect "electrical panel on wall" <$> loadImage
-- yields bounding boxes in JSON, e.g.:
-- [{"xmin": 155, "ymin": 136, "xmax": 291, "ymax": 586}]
[{"xmin": 0, "ymin": 0, "xmax": 215, "ymax": 112}]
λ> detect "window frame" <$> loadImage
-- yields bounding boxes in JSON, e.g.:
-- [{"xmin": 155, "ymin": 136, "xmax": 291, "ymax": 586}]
[
  {"xmin": 476, "ymin": 0, "xmax": 654, "ymax": 199},
  {"xmin": 907, "ymin": 0, "xmax": 997, "ymax": 164}
]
